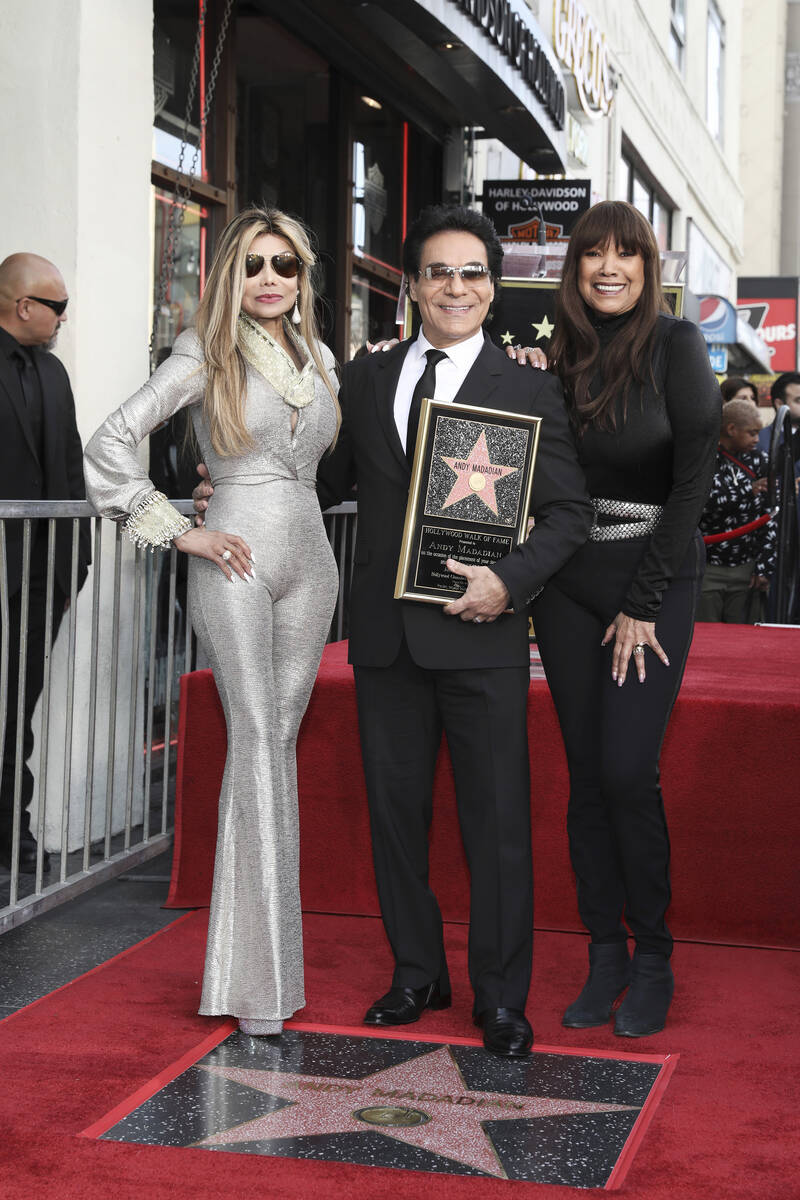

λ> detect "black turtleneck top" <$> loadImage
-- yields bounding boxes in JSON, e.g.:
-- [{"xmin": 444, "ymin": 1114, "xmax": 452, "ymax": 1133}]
[{"xmin": 573, "ymin": 310, "xmax": 721, "ymax": 620}]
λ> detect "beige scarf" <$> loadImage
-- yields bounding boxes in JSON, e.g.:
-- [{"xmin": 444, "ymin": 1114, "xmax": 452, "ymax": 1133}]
[{"xmin": 237, "ymin": 311, "xmax": 315, "ymax": 409}]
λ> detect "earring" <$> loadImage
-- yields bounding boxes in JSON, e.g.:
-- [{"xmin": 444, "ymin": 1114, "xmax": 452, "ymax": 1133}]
[{"xmin": 291, "ymin": 296, "xmax": 301, "ymax": 325}]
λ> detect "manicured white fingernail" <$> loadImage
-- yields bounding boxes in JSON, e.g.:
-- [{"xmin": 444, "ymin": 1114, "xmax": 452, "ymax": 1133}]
[
  {"xmin": 249, "ymin": 552, "xmax": 256, "ymax": 563},
  {"xmin": 249, "ymin": 567, "xmax": 257, "ymax": 579},
  {"xmin": 228, "ymin": 573, "xmax": 236, "ymax": 584},
  {"xmin": 382, "ymin": 343, "xmax": 391, "ymax": 352}
]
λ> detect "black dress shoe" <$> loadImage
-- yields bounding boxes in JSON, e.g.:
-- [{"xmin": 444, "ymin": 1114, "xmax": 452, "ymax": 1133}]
[
  {"xmin": 475, "ymin": 1007, "xmax": 533, "ymax": 1058},
  {"xmin": 364, "ymin": 982, "xmax": 451, "ymax": 1026},
  {"xmin": 0, "ymin": 832, "xmax": 50, "ymax": 874}
]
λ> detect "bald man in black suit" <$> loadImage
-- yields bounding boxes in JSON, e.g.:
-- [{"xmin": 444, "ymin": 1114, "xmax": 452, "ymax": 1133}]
[{"xmin": 0, "ymin": 254, "xmax": 90, "ymax": 872}]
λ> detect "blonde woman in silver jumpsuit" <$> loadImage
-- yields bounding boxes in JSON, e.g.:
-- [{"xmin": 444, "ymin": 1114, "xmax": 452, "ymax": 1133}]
[{"xmin": 84, "ymin": 208, "xmax": 340, "ymax": 1036}]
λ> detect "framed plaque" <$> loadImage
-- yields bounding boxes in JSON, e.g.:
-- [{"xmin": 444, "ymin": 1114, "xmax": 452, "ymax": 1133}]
[{"xmin": 395, "ymin": 399, "xmax": 541, "ymax": 604}]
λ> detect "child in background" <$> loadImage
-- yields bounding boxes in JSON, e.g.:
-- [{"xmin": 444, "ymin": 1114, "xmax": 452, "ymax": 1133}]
[{"xmin": 697, "ymin": 397, "xmax": 776, "ymax": 623}]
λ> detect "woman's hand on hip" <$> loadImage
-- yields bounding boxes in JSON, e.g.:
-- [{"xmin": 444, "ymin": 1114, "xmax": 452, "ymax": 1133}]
[
  {"xmin": 602, "ymin": 611, "xmax": 669, "ymax": 686},
  {"xmin": 173, "ymin": 527, "xmax": 255, "ymax": 582}
]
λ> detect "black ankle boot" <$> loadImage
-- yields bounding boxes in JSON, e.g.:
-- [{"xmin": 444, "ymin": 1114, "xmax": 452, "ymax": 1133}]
[
  {"xmin": 614, "ymin": 952, "xmax": 674, "ymax": 1037},
  {"xmin": 562, "ymin": 942, "xmax": 631, "ymax": 1028}
]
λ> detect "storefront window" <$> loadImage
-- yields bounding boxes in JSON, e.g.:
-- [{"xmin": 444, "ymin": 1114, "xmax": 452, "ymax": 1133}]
[
  {"xmin": 620, "ymin": 149, "xmax": 673, "ymax": 250},
  {"xmin": 151, "ymin": 188, "xmax": 208, "ymax": 359},
  {"xmin": 351, "ymin": 112, "xmax": 403, "ymax": 270},
  {"xmin": 632, "ymin": 174, "xmax": 650, "ymax": 219},
  {"xmin": 652, "ymin": 198, "xmax": 670, "ymax": 252},
  {"xmin": 153, "ymin": 2, "xmax": 219, "ymax": 181},
  {"xmin": 669, "ymin": 0, "xmax": 686, "ymax": 74},
  {"xmin": 350, "ymin": 273, "xmax": 400, "ymax": 361},
  {"xmin": 707, "ymin": 1, "xmax": 725, "ymax": 144}
]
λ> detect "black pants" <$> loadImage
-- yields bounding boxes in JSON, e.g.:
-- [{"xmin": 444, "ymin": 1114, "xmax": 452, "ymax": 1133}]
[
  {"xmin": 532, "ymin": 535, "xmax": 704, "ymax": 957},
  {"xmin": 353, "ymin": 639, "xmax": 533, "ymax": 1012},
  {"xmin": 1, "ymin": 545, "xmax": 66, "ymax": 842}
]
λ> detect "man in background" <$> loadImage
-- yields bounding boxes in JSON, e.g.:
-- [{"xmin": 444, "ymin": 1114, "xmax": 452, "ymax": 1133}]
[
  {"xmin": 758, "ymin": 372, "xmax": 800, "ymax": 621},
  {"xmin": 0, "ymin": 254, "xmax": 90, "ymax": 872}
]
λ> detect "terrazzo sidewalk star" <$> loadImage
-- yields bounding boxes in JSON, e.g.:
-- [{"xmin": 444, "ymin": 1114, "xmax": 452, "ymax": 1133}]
[
  {"xmin": 195, "ymin": 1044, "xmax": 636, "ymax": 1178},
  {"xmin": 90, "ymin": 1028, "xmax": 675, "ymax": 1187}
]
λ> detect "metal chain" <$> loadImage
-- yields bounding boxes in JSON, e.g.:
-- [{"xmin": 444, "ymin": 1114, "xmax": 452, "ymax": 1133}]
[{"xmin": 150, "ymin": 0, "xmax": 235, "ymax": 367}]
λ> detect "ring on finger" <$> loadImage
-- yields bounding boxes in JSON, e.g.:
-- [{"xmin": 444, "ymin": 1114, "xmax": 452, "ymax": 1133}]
[
  {"xmin": 221, "ymin": 549, "xmax": 232, "ymax": 562},
  {"xmin": 473, "ymin": 616, "xmax": 483, "ymax": 624},
  {"xmin": 633, "ymin": 643, "xmax": 646, "ymax": 656}
]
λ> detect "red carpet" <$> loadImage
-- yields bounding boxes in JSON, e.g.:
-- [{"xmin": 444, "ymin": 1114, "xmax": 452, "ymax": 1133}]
[
  {"xmin": 0, "ymin": 911, "xmax": 797, "ymax": 1198},
  {"xmin": 167, "ymin": 625, "xmax": 800, "ymax": 949}
]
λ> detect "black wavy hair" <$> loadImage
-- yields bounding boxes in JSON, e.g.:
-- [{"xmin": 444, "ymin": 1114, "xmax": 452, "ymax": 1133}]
[
  {"xmin": 402, "ymin": 204, "xmax": 504, "ymax": 282},
  {"xmin": 771, "ymin": 372, "xmax": 800, "ymax": 405}
]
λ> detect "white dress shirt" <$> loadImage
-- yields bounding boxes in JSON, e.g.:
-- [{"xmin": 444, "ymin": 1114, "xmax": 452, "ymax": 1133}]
[{"xmin": 393, "ymin": 327, "xmax": 486, "ymax": 453}]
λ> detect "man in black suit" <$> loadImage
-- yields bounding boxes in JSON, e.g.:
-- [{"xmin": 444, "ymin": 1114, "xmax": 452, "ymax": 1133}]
[
  {"xmin": 0, "ymin": 253, "xmax": 90, "ymax": 872},
  {"xmin": 317, "ymin": 206, "xmax": 592, "ymax": 1056}
]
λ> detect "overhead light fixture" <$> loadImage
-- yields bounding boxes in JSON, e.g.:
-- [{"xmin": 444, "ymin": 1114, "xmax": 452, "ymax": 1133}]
[{"xmin": 361, "ymin": 95, "xmax": 382, "ymax": 109}]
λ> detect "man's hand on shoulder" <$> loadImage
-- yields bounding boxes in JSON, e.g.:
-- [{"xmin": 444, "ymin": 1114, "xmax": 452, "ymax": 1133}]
[
  {"xmin": 192, "ymin": 463, "xmax": 213, "ymax": 526},
  {"xmin": 504, "ymin": 345, "xmax": 548, "ymax": 370}
]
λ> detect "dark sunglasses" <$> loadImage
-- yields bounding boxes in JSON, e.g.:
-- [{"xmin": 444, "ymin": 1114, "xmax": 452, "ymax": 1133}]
[
  {"xmin": 18, "ymin": 295, "xmax": 69, "ymax": 316},
  {"xmin": 245, "ymin": 252, "xmax": 301, "ymax": 279}
]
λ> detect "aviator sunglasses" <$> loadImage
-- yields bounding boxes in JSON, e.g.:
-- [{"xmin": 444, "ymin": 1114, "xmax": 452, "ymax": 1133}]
[
  {"xmin": 17, "ymin": 295, "xmax": 69, "ymax": 316},
  {"xmin": 245, "ymin": 252, "xmax": 302, "ymax": 279},
  {"xmin": 421, "ymin": 264, "xmax": 491, "ymax": 282}
]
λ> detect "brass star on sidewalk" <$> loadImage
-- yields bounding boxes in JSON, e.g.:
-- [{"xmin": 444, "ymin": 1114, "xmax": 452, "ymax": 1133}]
[
  {"xmin": 531, "ymin": 314, "xmax": 554, "ymax": 340},
  {"xmin": 194, "ymin": 1045, "xmax": 636, "ymax": 1179}
]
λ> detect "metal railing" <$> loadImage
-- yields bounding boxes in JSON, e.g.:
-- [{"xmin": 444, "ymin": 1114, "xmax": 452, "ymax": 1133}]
[{"xmin": 0, "ymin": 498, "xmax": 356, "ymax": 932}]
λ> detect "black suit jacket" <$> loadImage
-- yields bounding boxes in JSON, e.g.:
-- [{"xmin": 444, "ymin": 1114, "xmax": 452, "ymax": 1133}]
[
  {"xmin": 0, "ymin": 340, "xmax": 91, "ymax": 597},
  {"xmin": 318, "ymin": 334, "xmax": 592, "ymax": 670}
]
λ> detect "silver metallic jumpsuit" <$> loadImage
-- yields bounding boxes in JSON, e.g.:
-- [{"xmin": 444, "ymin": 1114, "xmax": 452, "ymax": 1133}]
[{"xmin": 84, "ymin": 325, "xmax": 339, "ymax": 1022}]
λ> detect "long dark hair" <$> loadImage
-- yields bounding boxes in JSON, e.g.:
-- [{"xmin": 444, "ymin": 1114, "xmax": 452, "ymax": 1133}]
[{"xmin": 550, "ymin": 201, "xmax": 669, "ymax": 430}]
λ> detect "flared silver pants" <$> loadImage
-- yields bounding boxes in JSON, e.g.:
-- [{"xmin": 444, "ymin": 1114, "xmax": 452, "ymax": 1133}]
[{"xmin": 189, "ymin": 479, "xmax": 338, "ymax": 1020}]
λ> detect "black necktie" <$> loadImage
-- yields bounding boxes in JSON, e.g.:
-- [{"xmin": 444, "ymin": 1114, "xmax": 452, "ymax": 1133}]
[
  {"xmin": 406, "ymin": 348, "xmax": 447, "ymax": 464},
  {"xmin": 13, "ymin": 348, "xmax": 43, "ymax": 458}
]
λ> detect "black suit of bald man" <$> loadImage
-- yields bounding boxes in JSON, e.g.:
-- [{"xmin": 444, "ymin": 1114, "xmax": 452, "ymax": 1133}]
[{"xmin": 0, "ymin": 324, "xmax": 90, "ymax": 868}]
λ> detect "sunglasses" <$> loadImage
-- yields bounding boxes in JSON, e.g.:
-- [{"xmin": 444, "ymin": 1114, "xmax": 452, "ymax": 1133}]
[
  {"xmin": 18, "ymin": 295, "xmax": 69, "ymax": 316},
  {"xmin": 245, "ymin": 252, "xmax": 301, "ymax": 279},
  {"xmin": 420, "ymin": 264, "xmax": 491, "ymax": 283}
]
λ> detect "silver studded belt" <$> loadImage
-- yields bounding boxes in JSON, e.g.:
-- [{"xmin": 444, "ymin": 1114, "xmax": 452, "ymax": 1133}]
[{"xmin": 588, "ymin": 496, "xmax": 664, "ymax": 542}]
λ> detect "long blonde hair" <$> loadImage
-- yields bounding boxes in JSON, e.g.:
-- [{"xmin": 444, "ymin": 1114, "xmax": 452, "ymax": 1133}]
[{"xmin": 194, "ymin": 206, "xmax": 340, "ymax": 456}]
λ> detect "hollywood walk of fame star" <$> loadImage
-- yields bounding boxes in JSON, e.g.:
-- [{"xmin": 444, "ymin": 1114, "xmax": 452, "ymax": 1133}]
[
  {"xmin": 440, "ymin": 430, "xmax": 518, "ymax": 516},
  {"xmin": 194, "ymin": 1045, "xmax": 637, "ymax": 1179},
  {"xmin": 532, "ymin": 314, "xmax": 554, "ymax": 340},
  {"xmin": 500, "ymin": 330, "xmax": 515, "ymax": 345}
]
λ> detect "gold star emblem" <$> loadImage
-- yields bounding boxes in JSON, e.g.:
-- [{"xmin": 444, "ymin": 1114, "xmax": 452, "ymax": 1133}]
[
  {"xmin": 500, "ymin": 330, "xmax": 515, "ymax": 345},
  {"xmin": 531, "ymin": 314, "xmax": 554, "ymax": 340}
]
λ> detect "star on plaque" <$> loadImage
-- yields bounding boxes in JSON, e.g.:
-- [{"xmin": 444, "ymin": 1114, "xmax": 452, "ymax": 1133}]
[
  {"xmin": 500, "ymin": 330, "xmax": 515, "ymax": 345},
  {"xmin": 531, "ymin": 314, "xmax": 554, "ymax": 340},
  {"xmin": 440, "ymin": 430, "xmax": 519, "ymax": 516},
  {"xmin": 193, "ymin": 1045, "xmax": 636, "ymax": 1179}
]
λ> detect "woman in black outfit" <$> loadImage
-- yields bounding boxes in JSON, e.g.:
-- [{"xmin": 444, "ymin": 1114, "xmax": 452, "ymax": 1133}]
[{"xmin": 531, "ymin": 202, "xmax": 720, "ymax": 1036}]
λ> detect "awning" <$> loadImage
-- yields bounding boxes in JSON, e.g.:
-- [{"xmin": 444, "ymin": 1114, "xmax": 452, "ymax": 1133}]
[
  {"xmin": 698, "ymin": 295, "xmax": 771, "ymax": 375},
  {"xmin": 272, "ymin": 0, "xmax": 567, "ymax": 171}
]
